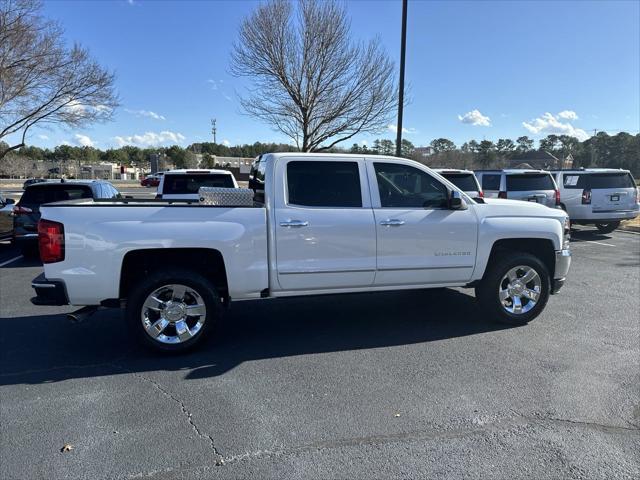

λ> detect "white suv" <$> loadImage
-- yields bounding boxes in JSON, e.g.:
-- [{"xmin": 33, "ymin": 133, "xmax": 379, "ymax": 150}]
[
  {"xmin": 475, "ymin": 169, "xmax": 560, "ymax": 209},
  {"xmin": 433, "ymin": 169, "xmax": 483, "ymax": 200},
  {"xmin": 157, "ymin": 169, "xmax": 238, "ymax": 200},
  {"xmin": 552, "ymin": 168, "xmax": 639, "ymax": 233}
]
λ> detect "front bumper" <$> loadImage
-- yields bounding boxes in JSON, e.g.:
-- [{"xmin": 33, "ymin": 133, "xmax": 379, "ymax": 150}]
[
  {"xmin": 551, "ymin": 248, "xmax": 571, "ymax": 294},
  {"xmin": 31, "ymin": 273, "xmax": 69, "ymax": 306}
]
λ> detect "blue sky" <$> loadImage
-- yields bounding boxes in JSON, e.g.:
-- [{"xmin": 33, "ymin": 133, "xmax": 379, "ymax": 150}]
[{"xmin": 21, "ymin": 0, "xmax": 640, "ymax": 150}]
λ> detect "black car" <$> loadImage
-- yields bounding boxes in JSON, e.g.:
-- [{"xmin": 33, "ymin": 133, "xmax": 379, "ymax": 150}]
[
  {"xmin": 13, "ymin": 180, "xmax": 121, "ymax": 257},
  {"xmin": 22, "ymin": 178, "xmax": 48, "ymax": 190}
]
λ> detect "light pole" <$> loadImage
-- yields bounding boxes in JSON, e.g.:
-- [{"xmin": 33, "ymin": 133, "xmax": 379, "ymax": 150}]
[{"xmin": 395, "ymin": 0, "xmax": 408, "ymax": 157}]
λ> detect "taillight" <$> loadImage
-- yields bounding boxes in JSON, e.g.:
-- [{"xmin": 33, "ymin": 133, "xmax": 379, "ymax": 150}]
[
  {"xmin": 38, "ymin": 219, "xmax": 65, "ymax": 263},
  {"xmin": 634, "ymin": 187, "xmax": 639, "ymax": 204},
  {"xmin": 498, "ymin": 191, "xmax": 507, "ymax": 199},
  {"xmin": 478, "ymin": 190, "xmax": 484, "ymax": 198},
  {"xmin": 555, "ymin": 189, "xmax": 561, "ymax": 206},
  {"xmin": 581, "ymin": 189, "xmax": 591, "ymax": 205},
  {"xmin": 12, "ymin": 205, "xmax": 32, "ymax": 215}
]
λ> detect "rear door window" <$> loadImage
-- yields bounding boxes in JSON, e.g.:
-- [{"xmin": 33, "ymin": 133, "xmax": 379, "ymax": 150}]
[
  {"xmin": 287, "ymin": 161, "xmax": 362, "ymax": 207},
  {"xmin": 506, "ymin": 174, "xmax": 555, "ymax": 191},
  {"xmin": 441, "ymin": 173, "xmax": 478, "ymax": 191},
  {"xmin": 481, "ymin": 174, "xmax": 501, "ymax": 190},
  {"xmin": 19, "ymin": 185, "xmax": 93, "ymax": 209},
  {"xmin": 162, "ymin": 174, "xmax": 235, "ymax": 195}
]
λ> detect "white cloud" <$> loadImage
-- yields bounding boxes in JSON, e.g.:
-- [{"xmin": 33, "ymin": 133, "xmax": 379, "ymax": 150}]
[
  {"xmin": 557, "ymin": 110, "xmax": 579, "ymax": 120},
  {"xmin": 223, "ymin": 93, "xmax": 232, "ymax": 102},
  {"xmin": 65, "ymin": 100, "xmax": 111, "ymax": 116},
  {"xmin": 124, "ymin": 109, "xmax": 166, "ymax": 120},
  {"xmin": 206, "ymin": 79, "xmax": 219, "ymax": 90},
  {"xmin": 522, "ymin": 112, "xmax": 588, "ymax": 141},
  {"xmin": 38, "ymin": 134, "xmax": 49, "ymax": 140},
  {"xmin": 74, "ymin": 134, "xmax": 95, "ymax": 147},
  {"xmin": 222, "ymin": 139, "xmax": 231, "ymax": 147},
  {"xmin": 360, "ymin": 140, "xmax": 368, "ymax": 146},
  {"xmin": 387, "ymin": 124, "xmax": 416, "ymax": 134},
  {"xmin": 114, "ymin": 130, "xmax": 186, "ymax": 147},
  {"xmin": 458, "ymin": 109, "xmax": 491, "ymax": 126}
]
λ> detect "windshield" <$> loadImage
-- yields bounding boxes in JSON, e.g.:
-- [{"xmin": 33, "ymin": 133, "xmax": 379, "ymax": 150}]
[
  {"xmin": 19, "ymin": 185, "xmax": 93, "ymax": 210},
  {"xmin": 506, "ymin": 174, "xmax": 555, "ymax": 191},
  {"xmin": 162, "ymin": 174, "xmax": 235, "ymax": 195},
  {"xmin": 441, "ymin": 173, "xmax": 479, "ymax": 192}
]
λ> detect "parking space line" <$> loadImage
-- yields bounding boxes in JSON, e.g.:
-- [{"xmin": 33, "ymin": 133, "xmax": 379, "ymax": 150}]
[
  {"xmin": 0, "ymin": 255, "xmax": 23, "ymax": 267},
  {"xmin": 585, "ymin": 241, "xmax": 616, "ymax": 247}
]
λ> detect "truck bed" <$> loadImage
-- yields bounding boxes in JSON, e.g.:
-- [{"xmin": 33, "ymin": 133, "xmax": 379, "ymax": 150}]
[{"xmin": 39, "ymin": 201, "xmax": 269, "ymax": 304}]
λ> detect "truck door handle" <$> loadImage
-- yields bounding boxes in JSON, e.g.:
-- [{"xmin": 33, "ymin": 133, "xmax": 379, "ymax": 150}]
[
  {"xmin": 280, "ymin": 220, "xmax": 309, "ymax": 228},
  {"xmin": 379, "ymin": 219, "xmax": 405, "ymax": 226}
]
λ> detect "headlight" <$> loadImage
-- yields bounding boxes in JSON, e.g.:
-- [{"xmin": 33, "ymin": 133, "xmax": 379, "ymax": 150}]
[{"xmin": 563, "ymin": 216, "xmax": 570, "ymax": 248}]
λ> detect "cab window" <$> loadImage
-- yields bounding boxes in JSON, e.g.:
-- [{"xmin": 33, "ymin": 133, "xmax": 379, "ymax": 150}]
[
  {"xmin": 287, "ymin": 161, "xmax": 362, "ymax": 207},
  {"xmin": 374, "ymin": 163, "xmax": 448, "ymax": 209}
]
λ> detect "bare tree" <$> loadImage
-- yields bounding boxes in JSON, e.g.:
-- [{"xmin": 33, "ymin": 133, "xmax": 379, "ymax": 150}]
[
  {"xmin": 0, "ymin": 0, "xmax": 118, "ymax": 160},
  {"xmin": 231, "ymin": 0, "xmax": 397, "ymax": 152}
]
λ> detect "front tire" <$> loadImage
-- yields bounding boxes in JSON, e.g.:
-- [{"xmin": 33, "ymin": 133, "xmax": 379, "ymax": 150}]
[
  {"xmin": 126, "ymin": 268, "xmax": 220, "ymax": 353},
  {"xmin": 595, "ymin": 221, "xmax": 619, "ymax": 234},
  {"xmin": 475, "ymin": 252, "xmax": 550, "ymax": 326}
]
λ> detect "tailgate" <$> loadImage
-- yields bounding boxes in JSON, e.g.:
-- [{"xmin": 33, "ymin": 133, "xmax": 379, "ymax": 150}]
[{"xmin": 586, "ymin": 173, "xmax": 636, "ymax": 212}]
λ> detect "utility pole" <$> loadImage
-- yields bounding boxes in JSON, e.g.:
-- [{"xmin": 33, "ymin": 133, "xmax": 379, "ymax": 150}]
[
  {"xmin": 211, "ymin": 118, "xmax": 217, "ymax": 144},
  {"xmin": 395, "ymin": 0, "xmax": 408, "ymax": 158},
  {"xmin": 590, "ymin": 128, "xmax": 597, "ymax": 166}
]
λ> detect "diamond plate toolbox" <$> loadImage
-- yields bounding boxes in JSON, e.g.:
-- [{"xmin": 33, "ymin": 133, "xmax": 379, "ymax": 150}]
[{"xmin": 198, "ymin": 187, "xmax": 255, "ymax": 206}]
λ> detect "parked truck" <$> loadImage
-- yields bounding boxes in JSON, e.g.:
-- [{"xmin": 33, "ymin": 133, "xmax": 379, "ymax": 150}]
[{"xmin": 31, "ymin": 153, "xmax": 571, "ymax": 352}]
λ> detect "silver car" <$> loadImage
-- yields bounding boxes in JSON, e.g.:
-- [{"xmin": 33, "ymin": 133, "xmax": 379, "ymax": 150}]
[
  {"xmin": 475, "ymin": 169, "xmax": 560, "ymax": 208},
  {"xmin": 434, "ymin": 169, "xmax": 483, "ymax": 200},
  {"xmin": 552, "ymin": 168, "xmax": 639, "ymax": 233}
]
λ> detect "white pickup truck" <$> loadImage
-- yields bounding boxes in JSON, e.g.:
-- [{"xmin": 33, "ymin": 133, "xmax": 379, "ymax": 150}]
[{"xmin": 32, "ymin": 153, "xmax": 571, "ymax": 352}]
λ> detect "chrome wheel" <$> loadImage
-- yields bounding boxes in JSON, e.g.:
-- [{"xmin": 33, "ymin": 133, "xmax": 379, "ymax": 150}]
[
  {"xmin": 141, "ymin": 284, "xmax": 207, "ymax": 344},
  {"xmin": 498, "ymin": 265, "xmax": 541, "ymax": 315}
]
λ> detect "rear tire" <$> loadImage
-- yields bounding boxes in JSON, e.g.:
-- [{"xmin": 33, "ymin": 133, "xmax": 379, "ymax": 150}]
[
  {"xmin": 595, "ymin": 221, "xmax": 619, "ymax": 234},
  {"xmin": 476, "ymin": 252, "xmax": 550, "ymax": 326},
  {"xmin": 126, "ymin": 268, "xmax": 220, "ymax": 353}
]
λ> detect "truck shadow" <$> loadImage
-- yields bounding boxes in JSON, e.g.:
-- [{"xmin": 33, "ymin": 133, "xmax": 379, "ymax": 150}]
[{"xmin": 0, "ymin": 288, "xmax": 514, "ymax": 386}]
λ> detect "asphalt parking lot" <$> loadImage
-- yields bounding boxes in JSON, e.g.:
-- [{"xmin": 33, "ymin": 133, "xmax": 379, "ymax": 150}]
[{"xmin": 0, "ymin": 227, "xmax": 639, "ymax": 479}]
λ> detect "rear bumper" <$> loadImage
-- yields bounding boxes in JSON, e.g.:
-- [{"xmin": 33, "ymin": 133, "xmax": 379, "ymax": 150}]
[
  {"xmin": 30, "ymin": 273, "xmax": 69, "ymax": 306},
  {"xmin": 551, "ymin": 248, "xmax": 571, "ymax": 294},
  {"xmin": 569, "ymin": 205, "xmax": 639, "ymax": 223}
]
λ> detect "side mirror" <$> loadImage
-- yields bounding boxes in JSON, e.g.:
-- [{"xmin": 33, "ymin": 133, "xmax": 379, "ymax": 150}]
[
  {"xmin": 5, "ymin": 198, "xmax": 15, "ymax": 205},
  {"xmin": 449, "ymin": 190, "xmax": 468, "ymax": 210}
]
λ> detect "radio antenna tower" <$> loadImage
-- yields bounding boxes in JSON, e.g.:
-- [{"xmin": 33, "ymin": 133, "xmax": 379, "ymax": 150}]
[{"xmin": 211, "ymin": 118, "xmax": 217, "ymax": 144}]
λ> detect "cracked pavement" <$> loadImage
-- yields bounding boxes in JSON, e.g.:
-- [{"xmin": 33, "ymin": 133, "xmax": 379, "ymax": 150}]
[{"xmin": 1, "ymin": 227, "xmax": 639, "ymax": 479}]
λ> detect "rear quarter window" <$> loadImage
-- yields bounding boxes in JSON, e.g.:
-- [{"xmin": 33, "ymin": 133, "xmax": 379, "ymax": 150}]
[
  {"xmin": 162, "ymin": 174, "xmax": 235, "ymax": 195},
  {"xmin": 481, "ymin": 174, "xmax": 501, "ymax": 190},
  {"xmin": 506, "ymin": 174, "xmax": 555, "ymax": 191}
]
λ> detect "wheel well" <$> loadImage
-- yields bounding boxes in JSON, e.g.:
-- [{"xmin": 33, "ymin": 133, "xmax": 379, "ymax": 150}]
[
  {"xmin": 487, "ymin": 238, "xmax": 555, "ymax": 278},
  {"xmin": 119, "ymin": 248, "xmax": 229, "ymax": 301}
]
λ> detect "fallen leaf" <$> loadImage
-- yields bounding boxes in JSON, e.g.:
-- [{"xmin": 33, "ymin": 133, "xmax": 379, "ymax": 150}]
[{"xmin": 60, "ymin": 444, "xmax": 74, "ymax": 453}]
